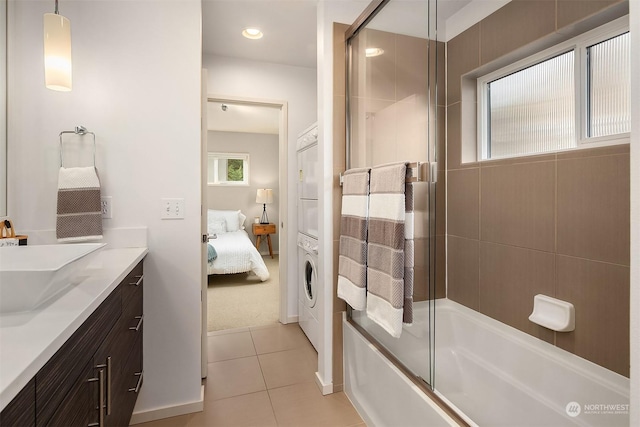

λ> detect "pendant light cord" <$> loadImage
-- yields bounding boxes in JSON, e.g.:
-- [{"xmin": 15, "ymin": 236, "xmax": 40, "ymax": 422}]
[{"xmin": 54, "ymin": 0, "xmax": 59, "ymax": 14}]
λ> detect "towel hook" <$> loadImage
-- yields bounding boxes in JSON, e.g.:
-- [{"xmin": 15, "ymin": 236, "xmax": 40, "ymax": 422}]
[{"xmin": 59, "ymin": 125, "xmax": 96, "ymax": 167}]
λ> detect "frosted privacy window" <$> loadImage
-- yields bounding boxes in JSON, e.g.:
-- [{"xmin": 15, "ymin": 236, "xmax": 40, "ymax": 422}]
[
  {"xmin": 588, "ymin": 32, "xmax": 630, "ymax": 138},
  {"xmin": 487, "ymin": 51, "xmax": 575, "ymax": 159}
]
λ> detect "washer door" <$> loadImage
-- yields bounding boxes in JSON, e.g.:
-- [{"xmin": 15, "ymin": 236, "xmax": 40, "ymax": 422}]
[{"xmin": 303, "ymin": 253, "xmax": 317, "ymax": 308}]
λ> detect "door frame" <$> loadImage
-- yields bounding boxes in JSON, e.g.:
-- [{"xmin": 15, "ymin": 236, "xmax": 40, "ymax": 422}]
[
  {"xmin": 201, "ymin": 70, "xmax": 209, "ymax": 379},
  {"xmin": 203, "ymin": 94, "xmax": 290, "ymax": 331}
]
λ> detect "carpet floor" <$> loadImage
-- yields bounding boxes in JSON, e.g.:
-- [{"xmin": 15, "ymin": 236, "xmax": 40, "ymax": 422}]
[{"xmin": 207, "ymin": 255, "xmax": 280, "ymax": 332}]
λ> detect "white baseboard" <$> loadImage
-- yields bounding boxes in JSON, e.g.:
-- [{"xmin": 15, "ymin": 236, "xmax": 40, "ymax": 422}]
[
  {"xmin": 129, "ymin": 385, "xmax": 204, "ymax": 425},
  {"xmin": 284, "ymin": 315, "xmax": 299, "ymax": 324},
  {"xmin": 315, "ymin": 371, "xmax": 333, "ymax": 395}
]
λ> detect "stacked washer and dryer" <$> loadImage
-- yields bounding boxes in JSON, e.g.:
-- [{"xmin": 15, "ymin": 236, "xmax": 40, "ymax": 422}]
[{"xmin": 296, "ymin": 123, "xmax": 320, "ymax": 351}]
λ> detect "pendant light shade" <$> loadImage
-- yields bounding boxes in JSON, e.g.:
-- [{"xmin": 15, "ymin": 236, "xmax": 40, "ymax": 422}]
[{"xmin": 44, "ymin": 12, "xmax": 72, "ymax": 91}]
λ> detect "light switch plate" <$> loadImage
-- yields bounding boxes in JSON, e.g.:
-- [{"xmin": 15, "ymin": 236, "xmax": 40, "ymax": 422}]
[{"xmin": 161, "ymin": 198, "xmax": 185, "ymax": 219}]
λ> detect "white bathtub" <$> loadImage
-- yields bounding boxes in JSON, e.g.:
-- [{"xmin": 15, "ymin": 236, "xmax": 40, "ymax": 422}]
[{"xmin": 344, "ymin": 299, "xmax": 630, "ymax": 427}]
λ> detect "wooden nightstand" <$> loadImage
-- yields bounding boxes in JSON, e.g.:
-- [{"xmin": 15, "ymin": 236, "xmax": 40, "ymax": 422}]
[{"xmin": 253, "ymin": 223, "xmax": 276, "ymax": 258}]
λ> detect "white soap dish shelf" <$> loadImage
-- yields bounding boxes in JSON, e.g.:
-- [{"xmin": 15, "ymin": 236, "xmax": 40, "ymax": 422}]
[{"xmin": 529, "ymin": 294, "xmax": 575, "ymax": 332}]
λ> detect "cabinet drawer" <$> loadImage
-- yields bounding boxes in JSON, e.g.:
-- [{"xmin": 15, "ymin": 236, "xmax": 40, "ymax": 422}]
[
  {"xmin": 253, "ymin": 224, "xmax": 276, "ymax": 235},
  {"xmin": 123, "ymin": 278, "xmax": 143, "ymax": 327},
  {"xmin": 0, "ymin": 378, "xmax": 35, "ymax": 427},
  {"xmin": 121, "ymin": 333, "xmax": 143, "ymax": 396},
  {"xmin": 121, "ymin": 261, "xmax": 143, "ymax": 312},
  {"xmin": 119, "ymin": 280, "xmax": 143, "ymax": 364},
  {"xmin": 36, "ymin": 287, "xmax": 122, "ymax": 426},
  {"xmin": 111, "ymin": 333, "xmax": 143, "ymax": 427}
]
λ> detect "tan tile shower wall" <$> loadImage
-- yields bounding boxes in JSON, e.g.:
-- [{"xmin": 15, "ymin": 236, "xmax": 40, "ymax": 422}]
[{"xmin": 446, "ymin": 0, "xmax": 630, "ymax": 376}]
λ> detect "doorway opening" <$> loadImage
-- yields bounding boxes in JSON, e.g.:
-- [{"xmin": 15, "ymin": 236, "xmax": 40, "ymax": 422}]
[{"xmin": 203, "ymin": 96, "xmax": 289, "ymax": 336}]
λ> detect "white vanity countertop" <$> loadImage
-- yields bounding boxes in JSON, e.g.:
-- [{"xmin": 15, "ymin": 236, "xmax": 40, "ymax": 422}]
[{"xmin": 0, "ymin": 246, "xmax": 148, "ymax": 411}]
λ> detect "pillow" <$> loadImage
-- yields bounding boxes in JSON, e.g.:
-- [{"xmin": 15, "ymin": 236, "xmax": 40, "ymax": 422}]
[
  {"xmin": 207, "ymin": 211, "xmax": 220, "ymax": 230},
  {"xmin": 208, "ymin": 209, "xmax": 241, "ymax": 232},
  {"xmin": 208, "ymin": 219, "xmax": 227, "ymax": 235},
  {"xmin": 238, "ymin": 212, "xmax": 247, "ymax": 230}
]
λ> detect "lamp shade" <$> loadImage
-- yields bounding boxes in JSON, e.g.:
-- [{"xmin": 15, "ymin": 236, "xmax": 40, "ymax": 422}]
[
  {"xmin": 44, "ymin": 13, "xmax": 72, "ymax": 91},
  {"xmin": 256, "ymin": 188, "xmax": 273, "ymax": 204}
]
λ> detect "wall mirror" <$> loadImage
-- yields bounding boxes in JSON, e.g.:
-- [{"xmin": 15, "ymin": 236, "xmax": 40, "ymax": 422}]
[{"xmin": 0, "ymin": 0, "xmax": 6, "ymax": 217}]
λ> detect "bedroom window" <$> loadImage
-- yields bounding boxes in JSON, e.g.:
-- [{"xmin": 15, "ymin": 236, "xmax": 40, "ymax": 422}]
[
  {"xmin": 477, "ymin": 17, "xmax": 629, "ymax": 161},
  {"xmin": 208, "ymin": 152, "xmax": 250, "ymax": 186}
]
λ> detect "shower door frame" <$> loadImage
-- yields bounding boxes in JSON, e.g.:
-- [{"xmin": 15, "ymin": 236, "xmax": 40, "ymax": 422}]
[{"xmin": 343, "ymin": 1, "xmax": 466, "ymax": 424}]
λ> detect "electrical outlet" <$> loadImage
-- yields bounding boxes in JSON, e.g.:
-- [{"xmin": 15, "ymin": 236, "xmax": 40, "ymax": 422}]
[
  {"xmin": 101, "ymin": 196, "xmax": 112, "ymax": 219},
  {"xmin": 161, "ymin": 198, "xmax": 185, "ymax": 219}
]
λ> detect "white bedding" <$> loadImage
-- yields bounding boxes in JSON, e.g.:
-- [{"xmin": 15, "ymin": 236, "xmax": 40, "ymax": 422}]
[{"xmin": 208, "ymin": 230, "xmax": 269, "ymax": 281}]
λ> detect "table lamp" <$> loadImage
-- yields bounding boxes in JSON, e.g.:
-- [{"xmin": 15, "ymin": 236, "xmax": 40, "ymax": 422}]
[{"xmin": 256, "ymin": 189, "xmax": 273, "ymax": 224}]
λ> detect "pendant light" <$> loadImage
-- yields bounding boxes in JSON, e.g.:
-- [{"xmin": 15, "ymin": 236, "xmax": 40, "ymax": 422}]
[{"xmin": 44, "ymin": 0, "xmax": 72, "ymax": 91}]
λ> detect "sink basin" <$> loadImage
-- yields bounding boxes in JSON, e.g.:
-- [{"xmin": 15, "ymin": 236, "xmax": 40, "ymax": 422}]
[{"xmin": 0, "ymin": 243, "xmax": 106, "ymax": 314}]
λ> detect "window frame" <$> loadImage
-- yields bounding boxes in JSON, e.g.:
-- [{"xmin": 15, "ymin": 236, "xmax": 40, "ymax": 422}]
[
  {"xmin": 477, "ymin": 16, "xmax": 630, "ymax": 161},
  {"xmin": 207, "ymin": 152, "xmax": 250, "ymax": 186}
]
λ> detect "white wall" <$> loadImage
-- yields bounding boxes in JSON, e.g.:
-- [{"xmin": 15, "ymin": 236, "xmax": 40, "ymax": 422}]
[
  {"xmin": 203, "ymin": 54, "xmax": 316, "ymax": 317},
  {"xmin": 629, "ymin": 1, "xmax": 639, "ymax": 423},
  {"xmin": 208, "ymin": 131, "xmax": 280, "ymax": 254},
  {"xmin": 7, "ymin": 0, "xmax": 203, "ymax": 419},
  {"xmin": 316, "ymin": 0, "xmax": 368, "ymax": 391}
]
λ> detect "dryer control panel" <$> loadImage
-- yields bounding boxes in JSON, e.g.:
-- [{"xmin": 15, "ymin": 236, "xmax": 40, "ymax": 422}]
[
  {"xmin": 296, "ymin": 123, "xmax": 318, "ymax": 151},
  {"xmin": 297, "ymin": 233, "xmax": 318, "ymax": 254}
]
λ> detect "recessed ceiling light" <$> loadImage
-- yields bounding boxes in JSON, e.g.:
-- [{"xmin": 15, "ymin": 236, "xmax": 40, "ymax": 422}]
[
  {"xmin": 365, "ymin": 47, "xmax": 384, "ymax": 57},
  {"xmin": 242, "ymin": 28, "xmax": 263, "ymax": 40}
]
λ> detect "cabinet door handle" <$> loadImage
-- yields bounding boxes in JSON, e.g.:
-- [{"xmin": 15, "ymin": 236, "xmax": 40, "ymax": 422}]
[
  {"xmin": 129, "ymin": 315, "xmax": 143, "ymax": 331},
  {"xmin": 130, "ymin": 275, "xmax": 143, "ymax": 286},
  {"xmin": 87, "ymin": 369, "xmax": 105, "ymax": 427},
  {"xmin": 106, "ymin": 357, "xmax": 112, "ymax": 415},
  {"xmin": 129, "ymin": 371, "xmax": 144, "ymax": 393},
  {"xmin": 94, "ymin": 357, "xmax": 112, "ymax": 416}
]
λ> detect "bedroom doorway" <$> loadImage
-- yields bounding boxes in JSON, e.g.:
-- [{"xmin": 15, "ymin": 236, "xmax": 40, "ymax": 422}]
[{"xmin": 203, "ymin": 95, "xmax": 289, "ymax": 335}]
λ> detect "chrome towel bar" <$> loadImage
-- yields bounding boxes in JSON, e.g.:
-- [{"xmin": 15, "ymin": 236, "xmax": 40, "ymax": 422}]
[{"xmin": 59, "ymin": 125, "xmax": 96, "ymax": 167}]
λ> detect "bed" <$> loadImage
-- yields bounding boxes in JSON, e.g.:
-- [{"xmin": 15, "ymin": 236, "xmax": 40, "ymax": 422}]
[{"xmin": 207, "ymin": 209, "xmax": 270, "ymax": 281}]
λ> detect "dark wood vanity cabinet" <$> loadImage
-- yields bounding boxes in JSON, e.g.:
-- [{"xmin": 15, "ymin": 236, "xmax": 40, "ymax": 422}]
[
  {"xmin": 0, "ymin": 378, "xmax": 35, "ymax": 427},
  {"xmin": 45, "ymin": 361, "xmax": 95, "ymax": 427},
  {"xmin": 0, "ymin": 260, "xmax": 144, "ymax": 427},
  {"xmin": 98, "ymin": 261, "xmax": 144, "ymax": 427}
]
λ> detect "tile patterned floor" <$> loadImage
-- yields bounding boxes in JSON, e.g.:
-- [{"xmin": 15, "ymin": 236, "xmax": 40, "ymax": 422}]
[{"xmin": 136, "ymin": 323, "xmax": 364, "ymax": 427}]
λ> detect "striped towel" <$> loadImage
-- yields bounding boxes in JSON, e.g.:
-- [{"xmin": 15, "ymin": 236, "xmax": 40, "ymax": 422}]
[
  {"xmin": 56, "ymin": 167, "xmax": 103, "ymax": 242},
  {"xmin": 366, "ymin": 162, "xmax": 408, "ymax": 338},
  {"xmin": 337, "ymin": 167, "xmax": 370, "ymax": 311},
  {"xmin": 403, "ymin": 169, "xmax": 415, "ymax": 325}
]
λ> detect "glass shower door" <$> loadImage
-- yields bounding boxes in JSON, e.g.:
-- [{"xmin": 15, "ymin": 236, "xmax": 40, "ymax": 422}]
[{"xmin": 345, "ymin": 0, "xmax": 441, "ymax": 388}]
